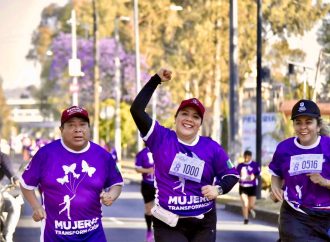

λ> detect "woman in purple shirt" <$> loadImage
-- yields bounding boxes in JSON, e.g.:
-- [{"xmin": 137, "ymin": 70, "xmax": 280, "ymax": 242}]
[
  {"xmin": 130, "ymin": 68, "xmax": 239, "ymax": 242},
  {"xmin": 236, "ymin": 150, "xmax": 260, "ymax": 224},
  {"xmin": 135, "ymin": 147, "xmax": 155, "ymax": 242},
  {"xmin": 269, "ymin": 99, "xmax": 330, "ymax": 241}
]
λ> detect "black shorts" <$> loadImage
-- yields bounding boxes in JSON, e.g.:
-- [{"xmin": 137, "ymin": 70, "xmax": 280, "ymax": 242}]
[
  {"xmin": 153, "ymin": 208, "xmax": 217, "ymax": 242},
  {"xmin": 239, "ymin": 186, "xmax": 257, "ymax": 196},
  {"xmin": 279, "ymin": 201, "xmax": 330, "ymax": 242},
  {"xmin": 141, "ymin": 181, "xmax": 155, "ymax": 204}
]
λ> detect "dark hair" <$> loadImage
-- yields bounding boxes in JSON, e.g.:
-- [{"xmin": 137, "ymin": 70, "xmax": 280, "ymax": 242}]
[{"xmin": 243, "ymin": 150, "xmax": 252, "ymax": 157}]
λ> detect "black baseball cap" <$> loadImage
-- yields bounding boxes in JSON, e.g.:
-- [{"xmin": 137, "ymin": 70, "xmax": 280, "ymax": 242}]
[{"xmin": 291, "ymin": 99, "xmax": 321, "ymax": 120}]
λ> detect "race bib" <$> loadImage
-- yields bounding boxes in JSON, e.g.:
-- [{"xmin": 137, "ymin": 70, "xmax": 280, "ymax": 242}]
[
  {"xmin": 289, "ymin": 154, "xmax": 323, "ymax": 176},
  {"xmin": 169, "ymin": 152, "xmax": 205, "ymax": 183}
]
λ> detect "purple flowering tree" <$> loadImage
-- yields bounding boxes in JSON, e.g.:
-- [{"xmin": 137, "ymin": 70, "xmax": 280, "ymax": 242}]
[
  {"xmin": 48, "ymin": 33, "xmax": 172, "ymax": 119},
  {"xmin": 49, "ymin": 33, "xmax": 145, "ymax": 105}
]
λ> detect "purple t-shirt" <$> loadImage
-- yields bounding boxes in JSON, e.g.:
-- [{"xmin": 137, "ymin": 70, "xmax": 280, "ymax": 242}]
[
  {"xmin": 20, "ymin": 139, "xmax": 123, "ymax": 242},
  {"xmin": 237, "ymin": 161, "xmax": 260, "ymax": 187},
  {"xmin": 143, "ymin": 121, "xmax": 239, "ymax": 217},
  {"xmin": 269, "ymin": 136, "xmax": 330, "ymax": 209},
  {"xmin": 135, "ymin": 147, "xmax": 154, "ymax": 185}
]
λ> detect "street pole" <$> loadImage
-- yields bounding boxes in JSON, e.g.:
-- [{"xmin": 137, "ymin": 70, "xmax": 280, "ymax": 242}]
[
  {"xmin": 134, "ymin": 0, "xmax": 143, "ymax": 152},
  {"xmin": 256, "ymin": 0, "xmax": 262, "ymax": 199},
  {"xmin": 71, "ymin": 10, "xmax": 78, "ymax": 106},
  {"xmin": 114, "ymin": 17, "xmax": 122, "ymax": 161},
  {"xmin": 92, "ymin": 0, "xmax": 100, "ymax": 144},
  {"xmin": 229, "ymin": 0, "xmax": 239, "ymax": 162},
  {"xmin": 212, "ymin": 17, "xmax": 222, "ymax": 143}
]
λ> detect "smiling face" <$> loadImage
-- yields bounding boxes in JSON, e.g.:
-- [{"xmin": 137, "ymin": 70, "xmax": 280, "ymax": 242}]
[
  {"xmin": 175, "ymin": 106, "xmax": 202, "ymax": 144},
  {"xmin": 60, "ymin": 117, "xmax": 90, "ymax": 151},
  {"xmin": 293, "ymin": 115, "xmax": 320, "ymax": 146}
]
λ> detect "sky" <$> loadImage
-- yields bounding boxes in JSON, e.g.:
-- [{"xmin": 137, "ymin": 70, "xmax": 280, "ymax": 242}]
[
  {"xmin": 0, "ymin": 0, "xmax": 324, "ymax": 91},
  {"xmin": 0, "ymin": 0, "xmax": 68, "ymax": 90}
]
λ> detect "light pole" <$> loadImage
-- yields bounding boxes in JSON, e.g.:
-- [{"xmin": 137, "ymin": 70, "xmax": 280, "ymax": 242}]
[
  {"xmin": 313, "ymin": 50, "xmax": 330, "ymax": 101},
  {"xmin": 68, "ymin": 9, "xmax": 83, "ymax": 106},
  {"xmin": 287, "ymin": 61, "xmax": 314, "ymax": 99},
  {"xmin": 133, "ymin": 2, "xmax": 182, "ymax": 151},
  {"xmin": 229, "ymin": 0, "xmax": 239, "ymax": 162},
  {"xmin": 114, "ymin": 16, "xmax": 129, "ymax": 161},
  {"xmin": 256, "ymin": 0, "xmax": 262, "ymax": 199},
  {"xmin": 133, "ymin": 0, "xmax": 143, "ymax": 152},
  {"xmin": 92, "ymin": 0, "xmax": 100, "ymax": 144}
]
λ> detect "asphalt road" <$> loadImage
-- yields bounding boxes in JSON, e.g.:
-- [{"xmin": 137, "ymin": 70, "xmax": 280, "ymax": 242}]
[{"xmin": 13, "ymin": 182, "xmax": 279, "ymax": 242}]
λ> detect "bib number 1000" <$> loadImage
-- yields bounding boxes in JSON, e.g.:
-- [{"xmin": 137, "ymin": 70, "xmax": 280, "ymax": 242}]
[{"xmin": 183, "ymin": 164, "xmax": 199, "ymax": 177}]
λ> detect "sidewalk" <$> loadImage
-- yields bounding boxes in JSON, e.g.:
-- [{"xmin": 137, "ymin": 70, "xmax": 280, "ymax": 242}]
[{"xmin": 120, "ymin": 160, "xmax": 280, "ymax": 225}]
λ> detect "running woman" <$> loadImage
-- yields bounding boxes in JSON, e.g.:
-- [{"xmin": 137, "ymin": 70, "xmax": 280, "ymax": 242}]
[
  {"xmin": 236, "ymin": 150, "xmax": 260, "ymax": 224},
  {"xmin": 130, "ymin": 68, "xmax": 239, "ymax": 242},
  {"xmin": 20, "ymin": 106, "xmax": 124, "ymax": 242},
  {"xmin": 135, "ymin": 147, "xmax": 156, "ymax": 242},
  {"xmin": 269, "ymin": 99, "xmax": 330, "ymax": 242}
]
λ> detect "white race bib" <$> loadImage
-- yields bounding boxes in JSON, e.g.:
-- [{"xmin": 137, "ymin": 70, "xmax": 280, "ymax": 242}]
[
  {"xmin": 169, "ymin": 152, "xmax": 205, "ymax": 183},
  {"xmin": 289, "ymin": 154, "xmax": 323, "ymax": 176}
]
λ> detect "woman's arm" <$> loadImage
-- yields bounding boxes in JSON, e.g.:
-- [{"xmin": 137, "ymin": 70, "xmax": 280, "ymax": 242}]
[
  {"xmin": 130, "ymin": 69, "xmax": 172, "ymax": 137},
  {"xmin": 270, "ymin": 175, "xmax": 283, "ymax": 202}
]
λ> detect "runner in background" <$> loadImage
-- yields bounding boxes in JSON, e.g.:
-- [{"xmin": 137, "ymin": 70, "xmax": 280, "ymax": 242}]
[
  {"xmin": 135, "ymin": 146, "xmax": 155, "ymax": 242},
  {"xmin": 236, "ymin": 150, "xmax": 260, "ymax": 224}
]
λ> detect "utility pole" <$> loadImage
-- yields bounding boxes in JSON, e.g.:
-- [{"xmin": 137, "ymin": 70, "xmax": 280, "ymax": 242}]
[
  {"xmin": 256, "ymin": 0, "xmax": 262, "ymax": 199},
  {"xmin": 229, "ymin": 0, "xmax": 239, "ymax": 162},
  {"xmin": 212, "ymin": 17, "xmax": 222, "ymax": 143},
  {"xmin": 92, "ymin": 0, "xmax": 100, "ymax": 144},
  {"xmin": 68, "ymin": 9, "xmax": 82, "ymax": 106},
  {"xmin": 114, "ymin": 17, "xmax": 122, "ymax": 161},
  {"xmin": 133, "ymin": 0, "xmax": 143, "ymax": 152}
]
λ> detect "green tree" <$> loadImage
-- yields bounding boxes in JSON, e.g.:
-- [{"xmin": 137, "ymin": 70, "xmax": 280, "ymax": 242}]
[
  {"xmin": 28, "ymin": 0, "xmax": 330, "ymax": 149},
  {"xmin": 0, "ymin": 76, "xmax": 12, "ymax": 139}
]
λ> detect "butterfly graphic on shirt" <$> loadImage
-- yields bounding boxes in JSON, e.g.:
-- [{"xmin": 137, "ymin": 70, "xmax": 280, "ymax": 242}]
[
  {"xmin": 56, "ymin": 160, "xmax": 97, "ymax": 194},
  {"xmin": 63, "ymin": 163, "xmax": 80, "ymax": 178},
  {"xmin": 82, "ymin": 160, "xmax": 96, "ymax": 177},
  {"xmin": 56, "ymin": 175, "xmax": 69, "ymax": 185}
]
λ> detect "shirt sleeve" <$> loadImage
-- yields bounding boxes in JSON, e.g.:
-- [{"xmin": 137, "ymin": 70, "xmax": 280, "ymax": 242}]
[
  {"xmin": 104, "ymin": 155, "xmax": 124, "ymax": 189},
  {"xmin": 268, "ymin": 147, "xmax": 283, "ymax": 177},
  {"xmin": 20, "ymin": 149, "xmax": 45, "ymax": 189}
]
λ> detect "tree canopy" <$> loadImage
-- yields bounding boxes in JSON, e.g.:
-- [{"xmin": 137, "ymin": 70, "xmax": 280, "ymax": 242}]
[{"xmin": 26, "ymin": 0, "xmax": 330, "ymax": 151}]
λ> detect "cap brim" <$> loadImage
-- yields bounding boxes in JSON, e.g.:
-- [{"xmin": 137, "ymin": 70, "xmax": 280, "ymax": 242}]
[
  {"xmin": 62, "ymin": 114, "xmax": 90, "ymax": 125},
  {"xmin": 291, "ymin": 113, "xmax": 320, "ymax": 120}
]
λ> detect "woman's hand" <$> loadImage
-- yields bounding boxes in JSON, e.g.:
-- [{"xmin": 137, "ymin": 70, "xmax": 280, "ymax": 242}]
[
  {"xmin": 307, "ymin": 173, "xmax": 330, "ymax": 188},
  {"xmin": 270, "ymin": 175, "xmax": 283, "ymax": 203},
  {"xmin": 100, "ymin": 191, "xmax": 115, "ymax": 206},
  {"xmin": 32, "ymin": 205, "xmax": 46, "ymax": 222},
  {"xmin": 157, "ymin": 68, "xmax": 172, "ymax": 82},
  {"xmin": 201, "ymin": 185, "xmax": 219, "ymax": 201}
]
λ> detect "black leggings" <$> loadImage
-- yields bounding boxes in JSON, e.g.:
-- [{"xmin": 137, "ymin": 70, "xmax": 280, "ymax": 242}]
[
  {"xmin": 153, "ymin": 209, "xmax": 216, "ymax": 242},
  {"xmin": 279, "ymin": 201, "xmax": 330, "ymax": 242}
]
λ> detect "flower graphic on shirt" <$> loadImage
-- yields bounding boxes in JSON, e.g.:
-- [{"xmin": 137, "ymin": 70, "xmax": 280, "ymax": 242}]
[{"xmin": 56, "ymin": 160, "xmax": 96, "ymax": 220}]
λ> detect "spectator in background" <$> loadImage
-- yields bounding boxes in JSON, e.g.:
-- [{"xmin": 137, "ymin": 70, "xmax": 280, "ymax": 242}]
[
  {"xmin": 0, "ymin": 151, "xmax": 22, "ymax": 242},
  {"xmin": 135, "ymin": 146, "xmax": 155, "ymax": 242},
  {"xmin": 236, "ymin": 150, "xmax": 260, "ymax": 224}
]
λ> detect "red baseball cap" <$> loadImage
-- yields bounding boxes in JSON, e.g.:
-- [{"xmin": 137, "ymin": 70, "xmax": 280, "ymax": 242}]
[
  {"xmin": 175, "ymin": 98, "xmax": 205, "ymax": 119},
  {"xmin": 61, "ymin": 106, "xmax": 90, "ymax": 126}
]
